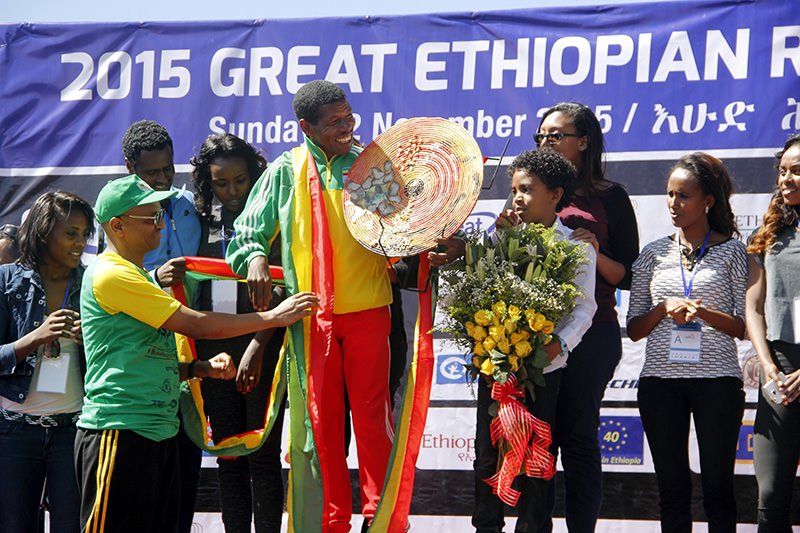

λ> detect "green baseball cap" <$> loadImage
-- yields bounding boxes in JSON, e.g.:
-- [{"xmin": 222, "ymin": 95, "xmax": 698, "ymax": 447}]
[{"xmin": 95, "ymin": 174, "xmax": 177, "ymax": 223}]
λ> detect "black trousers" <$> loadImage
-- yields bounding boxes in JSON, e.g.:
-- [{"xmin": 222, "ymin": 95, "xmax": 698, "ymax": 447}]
[
  {"xmin": 753, "ymin": 340, "xmax": 800, "ymax": 533},
  {"xmin": 74, "ymin": 428, "xmax": 180, "ymax": 533},
  {"xmin": 638, "ymin": 376, "xmax": 744, "ymax": 533},
  {"xmin": 201, "ymin": 329, "xmax": 286, "ymax": 533},
  {"xmin": 548, "ymin": 321, "xmax": 622, "ymax": 533},
  {"xmin": 473, "ymin": 369, "xmax": 561, "ymax": 533}
]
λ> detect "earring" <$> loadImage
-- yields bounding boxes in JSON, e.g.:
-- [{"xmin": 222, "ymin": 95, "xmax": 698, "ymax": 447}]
[{"xmin": 705, "ymin": 206, "xmax": 709, "ymax": 214}]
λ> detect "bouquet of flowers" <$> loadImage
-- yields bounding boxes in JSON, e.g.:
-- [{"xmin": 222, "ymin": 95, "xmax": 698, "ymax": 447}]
[
  {"xmin": 439, "ymin": 222, "xmax": 589, "ymax": 395},
  {"xmin": 438, "ymin": 222, "xmax": 590, "ymax": 505}
]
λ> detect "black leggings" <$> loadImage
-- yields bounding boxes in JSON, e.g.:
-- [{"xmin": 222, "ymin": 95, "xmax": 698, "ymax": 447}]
[
  {"xmin": 753, "ymin": 340, "xmax": 800, "ymax": 533},
  {"xmin": 638, "ymin": 376, "xmax": 744, "ymax": 533}
]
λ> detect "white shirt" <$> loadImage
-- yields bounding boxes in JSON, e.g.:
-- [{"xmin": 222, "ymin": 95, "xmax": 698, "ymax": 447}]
[{"xmin": 495, "ymin": 217, "xmax": 597, "ymax": 374}]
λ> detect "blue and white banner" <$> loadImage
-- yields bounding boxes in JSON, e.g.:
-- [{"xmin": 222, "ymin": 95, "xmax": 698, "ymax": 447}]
[{"xmin": 1, "ymin": 0, "xmax": 798, "ymax": 174}]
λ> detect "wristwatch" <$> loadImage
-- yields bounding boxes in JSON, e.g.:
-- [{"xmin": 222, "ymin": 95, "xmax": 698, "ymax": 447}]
[{"xmin": 558, "ymin": 336, "xmax": 569, "ymax": 355}]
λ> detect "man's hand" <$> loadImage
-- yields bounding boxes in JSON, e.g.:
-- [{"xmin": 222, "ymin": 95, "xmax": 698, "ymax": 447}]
[
  {"xmin": 428, "ymin": 237, "xmax": 466, "ymax": 267},
  {"xmin": 247, "ymin": 256, "xmax": 273, "ymax": 311},
  {"xmin": 156, "ymin": 257, "xmax": 188, "ymax": 288},
  {"xmin": 267, "ymin": 292, "xmax": 320, "ymax": 327},
  {"xmin": 198, "ymin": 353, "xmax": 236, "ymax": 380}
]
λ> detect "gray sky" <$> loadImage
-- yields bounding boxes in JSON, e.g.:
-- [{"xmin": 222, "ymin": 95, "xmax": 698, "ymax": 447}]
[{"xmin": 1, "ymin": 0, "xmax": 670, "ymax": 23}]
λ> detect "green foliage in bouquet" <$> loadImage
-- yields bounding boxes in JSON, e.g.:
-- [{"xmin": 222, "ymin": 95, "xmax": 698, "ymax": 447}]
[{"xmin": 439, "ymin": 223, "xmax": 589, "ymax": 398}]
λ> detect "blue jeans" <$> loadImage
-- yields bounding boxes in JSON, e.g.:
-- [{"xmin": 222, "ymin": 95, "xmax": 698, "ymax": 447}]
[{"xmin": 0, "ymin": 417, "xmax": 80, "ymax": 533}]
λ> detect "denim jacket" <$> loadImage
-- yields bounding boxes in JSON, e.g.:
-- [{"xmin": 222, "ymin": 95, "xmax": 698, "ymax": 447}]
[{"xmin": 0, "ymin": 262, "xmax": 86, "ymax": 403}]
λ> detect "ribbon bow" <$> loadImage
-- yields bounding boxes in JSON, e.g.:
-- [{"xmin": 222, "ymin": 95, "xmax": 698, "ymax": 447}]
[{"xmin": 484, "ymin": 373, "xmax": 556, "ymax": 506}]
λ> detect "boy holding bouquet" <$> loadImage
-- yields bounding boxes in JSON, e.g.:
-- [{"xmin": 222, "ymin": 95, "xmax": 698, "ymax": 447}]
[{"xmin": 473, "ymin": 149, "xmax": 597, "ymax": 532}]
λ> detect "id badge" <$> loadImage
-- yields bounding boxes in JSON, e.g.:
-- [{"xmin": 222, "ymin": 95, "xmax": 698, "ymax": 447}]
[
  {"xmin": 211, "ymin": 279, "xmax": 238, "ymax": 313},
  {"xmin": 669, "ymin": 321, "xmax": 702, "ymax": 363},
  {"xmin": 37, "ymin": 353, "xmax": 69, "ymax": 394}
]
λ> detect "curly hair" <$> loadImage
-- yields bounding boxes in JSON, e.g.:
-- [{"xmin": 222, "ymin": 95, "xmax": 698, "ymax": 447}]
[
  {"xmin": 122, "ymin": 120, "xmax": 174, "ymax": 169},
  {"xmin": 747, "ymin": 133, "xmax": 800, "ymax": 255},
  {"xmin": 539, "ymin": 102, "xmax": 608, "ymax": 196},
  {"xmin": 508, "ymin": 148, "xmax": 577, "ymax": 211},
  {"xmin": 190, "ymin": 133, "xmax": 266, "ymax": 222},
  {"xmin": 17, "ymin": 191, "xmax": 95, "ymax": 270},
  {"xmin": 672, "ymin": 152, "xmax": 739, "ymax": 238},
  {"xmin": 292, "ymin": 80, "xmax": 347, "ymax": 125}
]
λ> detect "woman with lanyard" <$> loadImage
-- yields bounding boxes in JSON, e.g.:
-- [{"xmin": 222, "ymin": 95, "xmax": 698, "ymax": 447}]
[
  {"xmin": 627, "ymin": 153, "xmax": 747, "ymax": 532},
  {"xmin": 0, "ymin": 191, "xmax": 94, "ymax": 532},
  {"xmin": 746, "ymin": 133, "xmax": 800, "ymax": 530},
  {"xmin": 191, "ymin": 133, "xmax": 287, "ymax": 533}
]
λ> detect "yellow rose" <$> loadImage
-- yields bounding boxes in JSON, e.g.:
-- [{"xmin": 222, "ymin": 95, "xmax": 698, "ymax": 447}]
[
  {"xmin": 508, "ymin": 354, "xmax": 520, "ymax": 372},
  {"xmin": 492, "ymin": 314, "xmax": 501, "ymax": 327},
  {"xmin": 474, "ymin": 310, "xmax": 492, "ymax": 326},
  {"xmin": 483, "ymin": 336, "xmax": 497, "ymax": 352},
  {"xmin": 510, "ymin": 332, "xmax": 525, "ymax": 345},
  {"xmin": 473, "ymin": 342, "xmax": 487, "ymax": 356},
  {"xmin": 525, "ymin": 309, "xmax": 537, "ymax": 322},
  {"xmin": 515, "ymin": 340, "xmax": 533, "ymax": 358},
  {"xmin": 489, "ymin": 325, "xmax": 505, "ymax": 341},
  {"xmin": 518, "ymin": 329, "xmax": 531, "ymax": 341},
  {"xmin": 496, "ymin": 337, "xmax": 511, "ymax": 354},
  {"xmin": 492, "ymin": 301, "xmax": 507, "ymax": 320},
  {"xmin": 465, "ymin": 321, "xmax": 476, "ymax": 337},
  {"xmin": 542, "ymin": 320, "xmax": 555, "ymax": 335},
  {"xmin": 472, "ymin": 325, "xmax": 487, "ymax": 341},
  {"xmin": 480, "ymin": 358, "xmax": 495, "ymax": 376},
  {"xmin": 504, "ymin": 318, "xmax": 517, "ymax": 335},
  {"xmin": 529, "ymin": 313, "xmax": 546, "ymax": 332},
  {"xmin": 507, "ymin": 305, "xmax": 521, "ymax": 322},
  {"xmin": 472, "ymin": 355, "xmax": 481, "ymax": 367}
]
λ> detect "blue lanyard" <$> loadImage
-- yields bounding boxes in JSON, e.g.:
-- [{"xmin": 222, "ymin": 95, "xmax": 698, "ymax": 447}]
[
  {"xmin": 679, "ymin": 230, "xmax": 711, "ymax": 298},
  {"xmin": 45, "ymin": 270, "xmax": 72, "ymax": 313}
]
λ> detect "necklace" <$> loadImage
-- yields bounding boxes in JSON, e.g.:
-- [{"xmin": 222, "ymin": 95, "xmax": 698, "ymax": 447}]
[{"xmin": 677, "ymin": 232, "xmax": 712, "ymax": 271}]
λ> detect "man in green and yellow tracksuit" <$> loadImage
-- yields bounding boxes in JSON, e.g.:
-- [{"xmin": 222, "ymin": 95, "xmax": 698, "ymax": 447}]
[{"xmin": 226, "ymin": 80, "xmax": 394, "ymax": 533}]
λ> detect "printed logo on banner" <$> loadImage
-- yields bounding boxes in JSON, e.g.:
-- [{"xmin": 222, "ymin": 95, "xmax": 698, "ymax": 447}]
[
  {"xmin": 599, "ymin": 416, "xmax": 645, "ymax": 466},
  {"xmin": 437, "ymin": 354, "xmax": 467, "ymax": 384},
  {"xmin": 735, "ymin": 420, "xmax": 755, "ymax": 465},
  {"xmin": 460, "ymin": 211, "xmax": 499, "ymax": 235}
]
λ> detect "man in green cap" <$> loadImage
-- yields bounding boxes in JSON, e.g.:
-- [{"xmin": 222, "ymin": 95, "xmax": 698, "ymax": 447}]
[{"xmin": 75, "ymin": 174, "xmax": 318, "ymax": 533}]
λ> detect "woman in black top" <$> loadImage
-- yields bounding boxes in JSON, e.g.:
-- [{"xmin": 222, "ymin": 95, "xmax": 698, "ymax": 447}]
[
  {"xmin": 534, "ymin": 103, "xmax": 640, "ymax": 530},
  {"xmin": 191, "ymin": 133, "xmax": 286, "ymax": 533}
]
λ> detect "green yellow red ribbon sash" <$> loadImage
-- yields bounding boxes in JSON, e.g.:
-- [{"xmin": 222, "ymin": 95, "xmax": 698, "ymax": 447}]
[
  {"xmin": 172, "ymin": 256, "xmax": 286, "ymax": 457},
  {"xmin": 174, "ymin": 144, "xmax": 436, "ymax": 532}
]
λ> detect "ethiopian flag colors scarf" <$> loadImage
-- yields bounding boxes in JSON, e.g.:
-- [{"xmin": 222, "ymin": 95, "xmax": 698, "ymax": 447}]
[{"xmin": 174, "ymin": 144, "xmax": 436, "ymax": 532}]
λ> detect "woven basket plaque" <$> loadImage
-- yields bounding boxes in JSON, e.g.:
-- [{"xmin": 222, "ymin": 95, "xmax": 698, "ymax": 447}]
[{"xmin": 343, "ymin": 117, "xmax": 483, "ymax": 257}]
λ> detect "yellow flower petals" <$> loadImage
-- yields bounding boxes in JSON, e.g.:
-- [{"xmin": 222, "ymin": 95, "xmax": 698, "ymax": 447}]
[{"xmin": 515, "ymin": 340, "xmax": 533, "ymax": 358}]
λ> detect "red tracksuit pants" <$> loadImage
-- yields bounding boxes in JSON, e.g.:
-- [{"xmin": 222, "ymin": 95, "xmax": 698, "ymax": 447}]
[{"xmin": 321, "ymin": 305, "xmax": 394, "ymax": 532}]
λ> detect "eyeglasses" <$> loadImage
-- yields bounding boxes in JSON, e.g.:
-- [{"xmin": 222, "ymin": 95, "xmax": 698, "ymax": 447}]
[
  {"xmin": 0, "ymin": 224, "xmax": 18, "ymax": 238},
  {"xmin": 533, "ymin": 132, "xmax": 581, "ymax": 144},
  {"xmin": 120, "ymin": 209, "xmax": 165, "ymax": 226}
]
